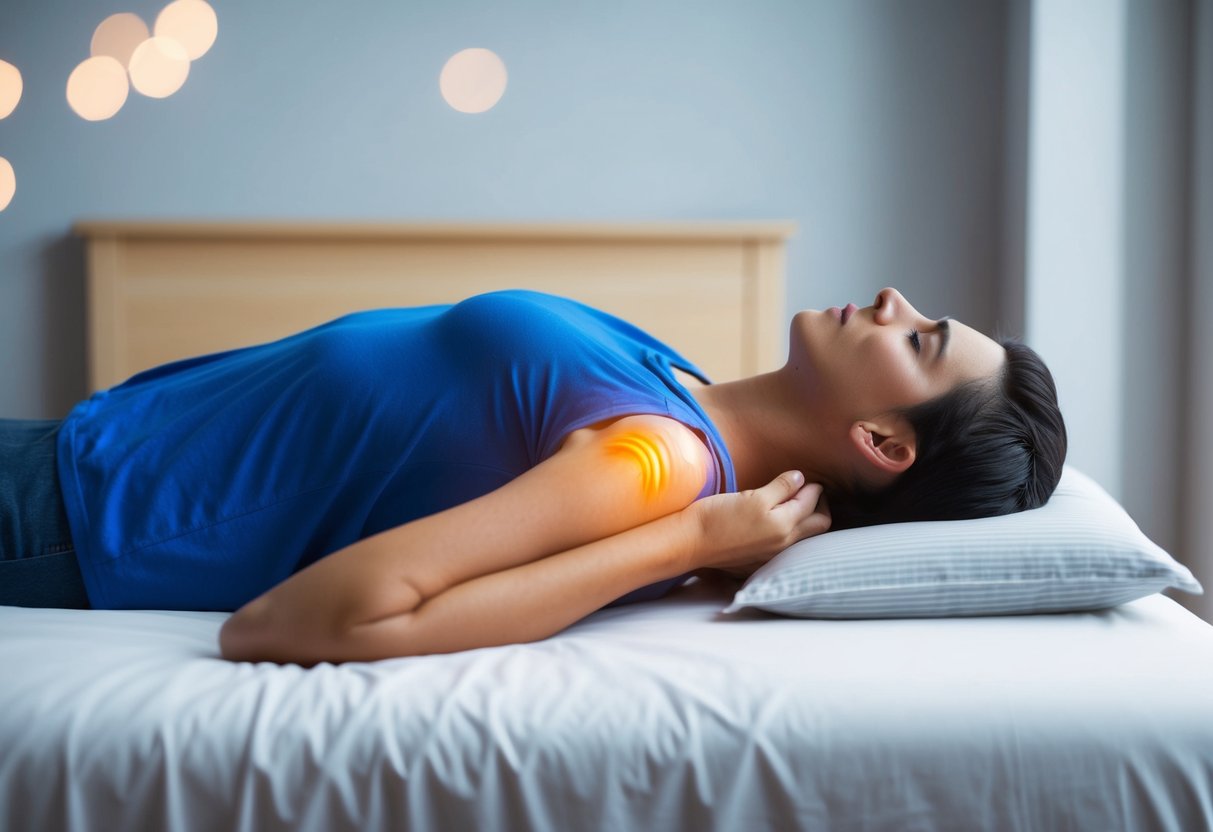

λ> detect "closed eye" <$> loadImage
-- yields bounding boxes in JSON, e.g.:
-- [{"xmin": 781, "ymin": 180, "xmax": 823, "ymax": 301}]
[{"xmin": 907, "ymin": 329, "xmax": 921, "ymax": 354}]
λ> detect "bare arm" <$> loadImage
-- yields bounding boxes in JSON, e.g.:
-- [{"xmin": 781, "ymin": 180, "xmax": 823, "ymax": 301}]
[
  {"xmin": 220, "ymin": 414, "xmax": 709, "ymax": 664},
  {"xmin": 219, "ymin": 414, "xmax": 829, "ymax": 665},
  {"xmin": 235, "ymin": 504, "xmax": 700, "ymax": 664},
  {"xmin": 329, "ymin": 472, "xmax": 829, "ymax": 663}
]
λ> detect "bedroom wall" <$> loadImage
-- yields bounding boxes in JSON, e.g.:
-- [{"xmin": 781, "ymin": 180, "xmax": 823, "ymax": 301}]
[
  {"xmin": 1020, "ymin": 0, "xmax": 1129, "ymax": 501},
  {"xmin": 1003, "ymin": 0, "xmax": 1209, "ymax": 616},
  {"xmin": 1120, "ymin": 0, "xmax": 1192, "ymax": 562},
  {"xmin": 1183, "ymin": 0, "xmax": 1213, "ymax": 623},
  {"xmin": 0, "ymin": 0, "xmax": 1008, "ymax": 420}
]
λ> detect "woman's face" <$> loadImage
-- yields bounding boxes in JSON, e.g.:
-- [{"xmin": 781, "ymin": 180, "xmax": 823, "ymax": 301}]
[{"xmin": 788, "ymin": 287, "xmax": 1006, "ymax": 423}]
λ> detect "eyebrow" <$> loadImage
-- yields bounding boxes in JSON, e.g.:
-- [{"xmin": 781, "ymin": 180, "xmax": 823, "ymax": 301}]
[{"xmin": 935, "ymin": 317, "xmax": 951, "ymax": 362}]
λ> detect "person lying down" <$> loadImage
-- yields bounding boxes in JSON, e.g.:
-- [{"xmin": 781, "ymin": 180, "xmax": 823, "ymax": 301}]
[{"xmin": 0, "ymin": 288, "xmax": 1066, "ymax": 665}]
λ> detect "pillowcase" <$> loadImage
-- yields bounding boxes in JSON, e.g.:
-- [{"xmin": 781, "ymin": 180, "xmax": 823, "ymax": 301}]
[{"xmin": 724, "ymin": 466, "xmax": 1203, "ymax": 619}]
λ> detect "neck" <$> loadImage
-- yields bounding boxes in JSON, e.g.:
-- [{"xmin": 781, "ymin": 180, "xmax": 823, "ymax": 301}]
[{"xmin": 688, "ymin": 367, "xmax": 838, "ymax": 492}]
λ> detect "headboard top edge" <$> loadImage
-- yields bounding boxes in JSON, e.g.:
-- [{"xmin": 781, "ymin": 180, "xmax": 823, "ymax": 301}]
[{"xmin": 71, "ymin": 219, "xmax": 798, "ymax": 243}]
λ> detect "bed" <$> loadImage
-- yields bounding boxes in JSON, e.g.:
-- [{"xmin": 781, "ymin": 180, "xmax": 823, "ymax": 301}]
[
  {"xmin": 3, "ymin": 577, "xmax": 1212, "ymax": 831},
  {"xmin": 1, "ymin": 220, "xmax": 1210, "ymax": 831}
]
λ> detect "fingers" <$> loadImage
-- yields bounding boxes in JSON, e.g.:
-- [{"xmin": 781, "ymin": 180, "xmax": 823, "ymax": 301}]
[
  {"xmin": 762, "ymin": 472, "xmax": 826, "ymax": 513},
  {"xmin": 766, "ymin": 475, "xmax": 831, "ymax": 539},
  {"xmin": 802, "ymin": 508, "xmax": 832, "ymax": 537},
  {"xmin": 762, "ymin": 470, "xmax": 805, "ymax": 500},
  {"xmin": 813, "ymin": 491, "xmax": 831, "ymax": 521},
  {"xmin": 801, "ymin": 488, "xmax": 832, "ymax": 537},
  {"xmin": 790, "ymin": 480, "xmax": 825, "ymax": 509},
  {"xmin": 763, "ymin": 471, "xmax": 832, "ymax": 537}
]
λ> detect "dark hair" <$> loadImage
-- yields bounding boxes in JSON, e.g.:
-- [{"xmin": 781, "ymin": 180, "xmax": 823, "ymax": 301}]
[{"xmin": 828, "ymin": 339, "xmax": 1067, "ymax": 530}]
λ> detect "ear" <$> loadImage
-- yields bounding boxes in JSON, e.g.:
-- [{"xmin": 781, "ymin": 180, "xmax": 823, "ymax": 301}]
[{"xmin": 848, "ymin": 420, "xmax": 917, "ymax": 477}]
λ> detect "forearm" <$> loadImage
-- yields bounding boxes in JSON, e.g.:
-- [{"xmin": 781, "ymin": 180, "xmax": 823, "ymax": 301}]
[
  {"xmin": 240, "ymin": 508, "xmax": 700, "ymax": 665},
  {"xmin": 224, "ymin": 422, "xmax": 707, "ymax": 644}
]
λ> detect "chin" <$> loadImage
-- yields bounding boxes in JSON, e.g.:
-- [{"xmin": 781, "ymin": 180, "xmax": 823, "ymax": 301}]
[
  {"xmin": 786, "ymin": 314, "xmax": 810, "ymax": 363},
  {"xmin": 789, "ymin": 309, "xmax": 831, "ymax": 351},
  {"xmin": 789, "ymin": 309, "xmax": 820, "ymax": 341}
]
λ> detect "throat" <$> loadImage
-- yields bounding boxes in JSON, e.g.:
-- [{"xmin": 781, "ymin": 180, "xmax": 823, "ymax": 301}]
[{"xmin": 688, "ymin": 370, "xmax": 830, "ymax": 492}]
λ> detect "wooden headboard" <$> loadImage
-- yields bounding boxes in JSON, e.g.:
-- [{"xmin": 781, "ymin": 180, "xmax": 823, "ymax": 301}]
[{"xmin": 72, "ymin": 221, "xmax": 795, "ymax": 392}]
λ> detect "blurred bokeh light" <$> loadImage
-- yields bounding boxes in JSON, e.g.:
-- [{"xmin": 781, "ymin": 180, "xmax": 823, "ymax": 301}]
[
  {"xmin": 129, "ymin": 36, "xmax": 190, "ymax": 98},
  {"xmin": 155, "ymin": 0, "xmax": 218, "ymax": 61},
  {"xmin": 0, "ymin": 157, "xmax": 15, "ymax": 211},
  {"xmin": 91, "ymin": 13, "xmax": 150, "ymax": 68},
  {"xmin": 440, "ymin": 48, "xmax": 508, "ymax": 114},
  {"xmin": 0, "ymin": 60, "xmax": 22, "ymax": 119},
  {"xmin": 66, "ymin": 55, "xmax": 129, "ymax": 121}
]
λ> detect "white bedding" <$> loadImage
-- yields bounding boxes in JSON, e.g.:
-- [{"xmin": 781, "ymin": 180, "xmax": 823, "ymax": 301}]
[{"xmin": 2, "ymin": 576, "xmax": 1211, "ymax": 831}]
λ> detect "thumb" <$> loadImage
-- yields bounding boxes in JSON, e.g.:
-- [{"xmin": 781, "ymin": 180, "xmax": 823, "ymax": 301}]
[{"xmin": 763, "ymin": 470, "xmax": 804, "ymax": 501}]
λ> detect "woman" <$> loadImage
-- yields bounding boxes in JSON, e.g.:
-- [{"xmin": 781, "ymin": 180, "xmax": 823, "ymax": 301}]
[{"xmin": 0, "ymin": 287, "xmax": 1066, "ymax": 664}]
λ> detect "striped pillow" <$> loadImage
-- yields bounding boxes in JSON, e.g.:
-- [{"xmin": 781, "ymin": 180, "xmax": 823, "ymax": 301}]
[{"xmin": 724, "ymin": 467, "xmax": 1203, "ymax": 619}]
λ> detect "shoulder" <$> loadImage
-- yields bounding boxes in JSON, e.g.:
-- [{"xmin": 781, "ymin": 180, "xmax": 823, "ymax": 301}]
[
  {"xmin": 598, "ymin": 414, "xmax": 711, "ymax": 469},
  {"xmin": 559, "ymin": 414, "xmax": 711, "ymax": 504}
]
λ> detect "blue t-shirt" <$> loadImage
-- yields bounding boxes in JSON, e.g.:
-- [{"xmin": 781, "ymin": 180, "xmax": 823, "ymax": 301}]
[{"xmin": 57, "ymin": 290, "xmax": 737, "ymax": 611}]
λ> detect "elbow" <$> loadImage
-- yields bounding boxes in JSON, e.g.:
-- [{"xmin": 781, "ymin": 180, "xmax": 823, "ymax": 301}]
[
  {"xmin": 219, "ymin": 595, "xmax": 382, "ymax": 666},
  {"xmin": 219, "ymin": 604, "xmax": 266, "ymax": 663},
  {"xmin": 219, "ymin": 595, "xmax": 311, "ymax": 665},
  {"xmin": 219, "ymin": 583, "xmax": 427, "ymax": 665}
]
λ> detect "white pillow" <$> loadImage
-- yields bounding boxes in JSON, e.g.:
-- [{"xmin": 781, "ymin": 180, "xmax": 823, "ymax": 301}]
[{"xmin": 724, "ymin": 466, "xmax": 1204, "ymax": 619}]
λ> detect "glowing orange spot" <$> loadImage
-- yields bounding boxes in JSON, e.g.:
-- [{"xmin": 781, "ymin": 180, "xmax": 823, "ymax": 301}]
[{"xmin": 605, "ymin": 431, "xmax": 670, "ymax": 500}]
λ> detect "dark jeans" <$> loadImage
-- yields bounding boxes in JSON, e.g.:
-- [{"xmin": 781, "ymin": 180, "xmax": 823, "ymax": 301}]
[{"xmin": 0, "ymin": 419, "xmax": 90, "ymax": 608}]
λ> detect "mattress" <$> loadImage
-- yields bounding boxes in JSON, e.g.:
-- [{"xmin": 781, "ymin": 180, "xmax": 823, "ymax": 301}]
[{"xmin": 2, "ymin": 575, "xmax": 1211, "ymax": 831}]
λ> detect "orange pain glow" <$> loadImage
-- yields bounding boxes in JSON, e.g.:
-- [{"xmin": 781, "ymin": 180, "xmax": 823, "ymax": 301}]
[{"xmin": 604, "ymin": 432, "xmax": 670, "ymax": 499}]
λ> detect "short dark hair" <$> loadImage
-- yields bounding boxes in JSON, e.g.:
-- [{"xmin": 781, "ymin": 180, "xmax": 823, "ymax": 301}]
[{"xmin": 828, "ymin": 339, "xmax": 1067, "ymax": 530}]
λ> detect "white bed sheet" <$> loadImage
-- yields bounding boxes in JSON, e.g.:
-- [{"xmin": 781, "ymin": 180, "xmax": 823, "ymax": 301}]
[{"xmin": 2, "ymin": 576, "xmax": 1211, "ymax": 831}]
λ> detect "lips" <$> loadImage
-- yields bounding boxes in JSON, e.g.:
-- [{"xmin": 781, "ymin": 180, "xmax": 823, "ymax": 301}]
[{"xmin": 841, "ymin": 303, "xmax": 857, "ymax": 324}]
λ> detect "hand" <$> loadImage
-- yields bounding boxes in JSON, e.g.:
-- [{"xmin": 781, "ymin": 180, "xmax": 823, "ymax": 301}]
[{"xmin": 685, "ymin": 471, "xmax": 831, "ymax": 576}]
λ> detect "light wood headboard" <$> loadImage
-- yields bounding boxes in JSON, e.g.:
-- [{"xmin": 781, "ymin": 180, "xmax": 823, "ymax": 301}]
[{"xmin": 73, "ymin": 221, "xmax": 795, "ymax": 392}]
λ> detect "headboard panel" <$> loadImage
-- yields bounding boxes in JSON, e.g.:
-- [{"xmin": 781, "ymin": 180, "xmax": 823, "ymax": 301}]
[{"xmin": 73, "ymin": 221, "xmax": 795, "ymax": 392}]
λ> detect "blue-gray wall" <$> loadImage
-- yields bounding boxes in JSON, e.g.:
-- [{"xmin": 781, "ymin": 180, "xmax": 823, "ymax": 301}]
[{"xmin": 0, "ymin": 0, "xmax": 1008, "ymax": 418}]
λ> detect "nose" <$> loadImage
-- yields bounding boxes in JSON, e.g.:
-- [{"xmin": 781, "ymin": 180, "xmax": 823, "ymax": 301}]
[{"xmin": 872, "ymin": 287, "xmax": 921, "ymax": 325}]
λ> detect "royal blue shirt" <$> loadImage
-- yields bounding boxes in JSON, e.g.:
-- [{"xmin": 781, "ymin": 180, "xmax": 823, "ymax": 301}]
[{"xmin": 57, "ymin": 290, "xmax": 736, "ymax": 611}]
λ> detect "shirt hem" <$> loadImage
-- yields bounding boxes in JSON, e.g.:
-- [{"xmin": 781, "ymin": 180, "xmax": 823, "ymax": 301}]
[{"xmin": 56, "ymin": 398, "xmax": 111, "ymax": 609}]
